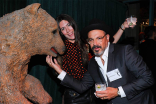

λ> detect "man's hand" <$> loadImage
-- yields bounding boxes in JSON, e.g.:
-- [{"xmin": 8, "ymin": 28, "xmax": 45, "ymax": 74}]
[
  {"xmin": 95, "ymin": 87, "xmax": 118, "ymax": 100},
  {"xmin": 46, "ymin": 55, "xmax": 62, "ymax": 74}
]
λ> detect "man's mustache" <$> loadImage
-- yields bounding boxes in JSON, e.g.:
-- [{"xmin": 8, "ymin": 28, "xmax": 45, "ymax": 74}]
[{"xmin": 92, "ymin": 45, "xmax": 101, "ymax": 50}]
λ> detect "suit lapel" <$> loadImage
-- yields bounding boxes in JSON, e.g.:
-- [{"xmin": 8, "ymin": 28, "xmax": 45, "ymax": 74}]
[
  {"xmin": 97, "ymin": 66, "xmax": 106, "ymax": 83},
  {"xmin": 91, "ymin": 58, "xmax": 106, "ymax": 83},
  {"xmin": 107, "ymin": 44, "xmax": 115, "ymax": 72},
  {"xmin": 107, "ymin": 44, "xmax": 115, "ymax": 86}
]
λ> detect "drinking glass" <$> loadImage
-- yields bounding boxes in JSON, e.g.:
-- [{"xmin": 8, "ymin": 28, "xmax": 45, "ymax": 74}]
[
  {"xmin": 95, "ymin": 82, "xmax": 107, "ymax": 91},
  {"xmin": 127, "ymin": 15, "xmax": 137, "ymax": 27}
]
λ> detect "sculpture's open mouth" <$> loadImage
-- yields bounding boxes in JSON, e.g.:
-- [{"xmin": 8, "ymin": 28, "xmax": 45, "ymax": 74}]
[
  {"xmin": 50, "ymin": 47, "xmax": 58, "ymax": 57},
  {"xmin": 49, "ymin": 46, "xmax": 66, "ymax": 57},
  {"xmin": 51, "ymin": 47, "xmax": 57, "ymax": 54}
]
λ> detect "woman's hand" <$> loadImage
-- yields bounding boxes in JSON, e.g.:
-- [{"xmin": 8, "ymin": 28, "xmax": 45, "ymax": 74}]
[
  {"xmin": 46, "ymin": 55, "xmax": 63, "ymax": 74},
  {"xmin": 123, "ymin": 18, "xmax": 137, "ymax": 29},
  {"xmin": 122, "ymin": 19, "xmax": 129, "ymax": 29}
]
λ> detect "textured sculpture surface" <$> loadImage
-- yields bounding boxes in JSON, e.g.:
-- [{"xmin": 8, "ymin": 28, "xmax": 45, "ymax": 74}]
[{"xmin": 0, "ymin": 3, "xmax": 65, "ymax": 104}]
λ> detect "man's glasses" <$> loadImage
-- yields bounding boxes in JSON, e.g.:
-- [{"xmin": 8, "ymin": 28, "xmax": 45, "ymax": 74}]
[{"xmin": 87, "ymin": 35, "xmax": 106, "ymax": 44}]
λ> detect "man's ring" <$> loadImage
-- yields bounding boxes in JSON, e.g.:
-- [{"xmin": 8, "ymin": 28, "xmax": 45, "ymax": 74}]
[{"xmin": 102, "ymin": 97, "xmax": 105, "ymax": 100}]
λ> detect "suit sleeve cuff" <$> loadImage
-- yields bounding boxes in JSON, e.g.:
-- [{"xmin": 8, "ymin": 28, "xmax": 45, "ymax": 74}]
[
  {"xmin": 57, "ymin": 70, "xmax": 67, "ymax": 81},
  {"xmin": 118, "ymin": 86, "xmax": 126, "ymax": 98}
]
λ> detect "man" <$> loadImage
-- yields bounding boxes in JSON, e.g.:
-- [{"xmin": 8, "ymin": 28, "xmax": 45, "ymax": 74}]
[
  {"xmin": 46, "ymin": 20, "xmax": 155, "ymax": 104},
  {"xmin": 139, "ymin": 26, "xmax": 156, "ymax": 73},
  {"xmin": 139, "ymin": 26, "xmax": 156, "ymax": 101}
]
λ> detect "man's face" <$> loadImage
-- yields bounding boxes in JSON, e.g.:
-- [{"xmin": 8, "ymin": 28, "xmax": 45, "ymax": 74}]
[{"xmin": 87, "ymin": 30, "xmax": 109, "ymax": 57}]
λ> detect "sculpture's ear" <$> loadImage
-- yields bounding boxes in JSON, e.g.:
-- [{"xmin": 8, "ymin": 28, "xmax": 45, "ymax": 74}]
[{"xmin": 25, "ymin": 3, "xmax": 41, "ymax": 15}]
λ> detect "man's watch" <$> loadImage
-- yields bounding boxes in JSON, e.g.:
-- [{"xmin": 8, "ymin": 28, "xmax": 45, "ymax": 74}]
[{"xmin": 117, "ymin": 88, "xmax": 121, "ymax": 96}]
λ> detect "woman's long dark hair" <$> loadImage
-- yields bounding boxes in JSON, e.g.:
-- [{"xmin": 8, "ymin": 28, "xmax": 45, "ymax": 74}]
[{"xmin": 56, "ymin": 14, "xmax": 88, "ymax": 68}]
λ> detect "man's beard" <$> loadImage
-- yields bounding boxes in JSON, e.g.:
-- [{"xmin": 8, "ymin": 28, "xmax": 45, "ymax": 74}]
[{"xmin": 92, "ymin": 45, "xmax": 105, "ymax": 57}]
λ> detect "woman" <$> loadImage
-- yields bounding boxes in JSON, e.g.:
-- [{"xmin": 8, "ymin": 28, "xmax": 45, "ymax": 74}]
[
  {"xmin": 48, "ymin": 14, "xmax": 129, "ymax": 104},
  {"xmin": 55, "ymin": 14, "xmax": 92, "ymax": 104}
]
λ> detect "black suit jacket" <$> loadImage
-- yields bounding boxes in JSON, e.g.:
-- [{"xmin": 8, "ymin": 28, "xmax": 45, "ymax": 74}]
[{"xmin": 61, "ymin": 44, "xmax": 155, "ymax": 104}]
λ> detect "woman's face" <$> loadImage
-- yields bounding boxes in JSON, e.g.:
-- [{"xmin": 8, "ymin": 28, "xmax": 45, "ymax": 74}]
[{"xmin": 59, "ymin": 20, "xmax": 75, "ymax": 43}]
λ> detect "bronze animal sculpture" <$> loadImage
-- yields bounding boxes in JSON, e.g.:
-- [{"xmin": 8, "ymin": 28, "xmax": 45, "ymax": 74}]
[{"xmin": 0, "ymin": 3, "xmax": 65, "ymax": 104}]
